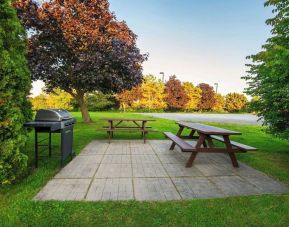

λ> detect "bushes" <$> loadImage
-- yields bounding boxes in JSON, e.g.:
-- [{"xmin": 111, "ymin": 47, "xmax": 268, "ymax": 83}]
[
  {"xmin": 225, "ymin": 93, "xmax": 248, "ymax": 112},
  {"xmin": 85, "ymin": 92, "xmax": 116, "ymax": 111},
  {"xmin": 0, "ymin": 0, "xmax": 32, "ymax": 185}
]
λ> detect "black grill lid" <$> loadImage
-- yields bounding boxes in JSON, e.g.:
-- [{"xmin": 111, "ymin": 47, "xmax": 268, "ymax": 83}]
[{"xmin": 35, "ymin": 109, "xmax": 72, "ymax": 122}]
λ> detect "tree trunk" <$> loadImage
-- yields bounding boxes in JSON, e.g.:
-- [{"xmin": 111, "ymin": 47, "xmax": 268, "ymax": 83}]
[{"xmin": 75, "ymin": 92, "xmax": 92, "ymax": 123}]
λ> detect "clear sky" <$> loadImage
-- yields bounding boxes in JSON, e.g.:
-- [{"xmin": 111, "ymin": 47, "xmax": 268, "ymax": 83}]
[{"xmin": 31, "ymin": 0, "xmax": 272, "ymax": 96}]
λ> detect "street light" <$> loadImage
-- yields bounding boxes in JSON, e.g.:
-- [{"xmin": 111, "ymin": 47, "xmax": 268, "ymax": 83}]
[
  {"xmin": 160, "ymin": 72, "xmax": 165, "ymax": 83},
  {"xmin": 214, "ymin": 83, "xmax": 219, "ymax": 93}
]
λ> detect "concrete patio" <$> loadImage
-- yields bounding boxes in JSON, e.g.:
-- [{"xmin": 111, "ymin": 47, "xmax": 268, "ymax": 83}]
[{"xmin": 34, "ymin": 140, "xmax": 289, "ymax": 201}]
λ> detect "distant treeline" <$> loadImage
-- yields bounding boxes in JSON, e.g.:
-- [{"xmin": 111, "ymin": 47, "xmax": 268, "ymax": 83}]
[{"xmin": 31, "ymin": 75, "xmax": 249, "ymax": 113}]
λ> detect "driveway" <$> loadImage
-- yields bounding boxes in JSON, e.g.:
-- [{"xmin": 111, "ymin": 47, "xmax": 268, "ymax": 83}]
[{"xmin": 141, "ymin": 113, "xmax": 262, "ymax": 125}]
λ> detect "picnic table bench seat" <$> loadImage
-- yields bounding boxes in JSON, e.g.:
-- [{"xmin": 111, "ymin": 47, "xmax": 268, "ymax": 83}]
[
  {"xmin": 164, "ymin": 132, "xmax": 196, "ymax": 152},
  {"xmin": 210, "ymin": 135, "xmax": 257, "ymax": 151}
]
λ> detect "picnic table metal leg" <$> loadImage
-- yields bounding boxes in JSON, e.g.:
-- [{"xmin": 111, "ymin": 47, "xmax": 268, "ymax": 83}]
[
  {"xmin": 223, "ymin": 135, "xmax": 239, "ymax": 168},
  {"xmin": 186, "ymin": 134, "xmax": 205, "ymax": 168},
  {"xmin": 170, "ymin": 126, "xmax": 184, "ymax": 150}
]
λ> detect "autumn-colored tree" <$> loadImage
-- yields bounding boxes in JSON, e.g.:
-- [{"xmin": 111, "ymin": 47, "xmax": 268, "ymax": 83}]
[
  {"xmin": 212, "ymin": 94, "xmax": 225, "ymax": 112},
  {"xmin": 182, "ymin": 82, "xmax": 202, "ymax": 111},
  {"xmin": 165, "ymin": 76, "xmax": 188, "ymax": 110},
  {"xmin": 14, "ymin": 0, "xmax": 146, "ymax": 122},
  {"xmin": 30, "ymin": 94, "xmax": 47, "ymax": 111},
  {"xmin": 31, "ymin": 89, "xmax": 73, "ymax": 110},
  {"xmin": 225, "ymin": 93, "xmax": 248, "ymax": 112},
  {"xmin": 137, "ymin": 75, "xmax": 166, "ymax": 111},
  {"xmin": 197, "ymin": 83, "xmax": 216, "ymax": 111},
  {"xmin": 117, "ymin": 87, "xmax": 141, "ymax": 112}
]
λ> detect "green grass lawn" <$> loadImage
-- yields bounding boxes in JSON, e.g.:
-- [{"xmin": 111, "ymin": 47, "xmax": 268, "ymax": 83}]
[{"xmin": 1, "ymin": 112, "xmax": 289, "ymax": 226}]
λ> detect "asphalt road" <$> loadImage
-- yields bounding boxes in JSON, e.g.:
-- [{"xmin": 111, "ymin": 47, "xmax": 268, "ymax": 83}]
[{"xmin": 141, "ymin": 113, "xmax": 262, "ymax": 125}]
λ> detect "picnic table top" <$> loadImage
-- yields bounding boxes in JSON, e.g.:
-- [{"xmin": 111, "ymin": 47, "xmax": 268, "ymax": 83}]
[
  {"xmin": 177, "ymin": 121, "xmax": 241, "ymax": 135},
  {"xmin": 100, "ymin": 118, "xmax": 156, "ymax": 122}
]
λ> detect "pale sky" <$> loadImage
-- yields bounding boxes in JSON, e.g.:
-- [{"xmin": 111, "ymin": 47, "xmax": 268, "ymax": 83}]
[{"xmin": 31, "ymin": 0, "xmax": 272, "ymax": 96}]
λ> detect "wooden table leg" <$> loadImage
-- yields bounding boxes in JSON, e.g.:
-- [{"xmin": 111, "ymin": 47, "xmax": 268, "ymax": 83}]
[
  {"xmin": 186, "ymin": 134, "xmax": 205, "ymax": 168},
  {"xmin": 141, "ymin": 121, "xmax": 147, "ymax": 139},
  {"xmin": 206, "ymin": 135, "xmax": 214, "ymax": 148},
  {"xmin": 109, "ymin": 120, "xmax": 113, "ymax": 143},
  {"xmin": 170, "ymin": 126, "xmax": 184, "ymax": 150},
  {"xmin": 223, "ymin": 135, "xmax": 239, "ymax": 167}
]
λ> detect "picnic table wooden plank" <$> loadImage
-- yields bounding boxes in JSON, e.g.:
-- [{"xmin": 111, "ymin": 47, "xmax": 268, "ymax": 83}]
[
  {"xmin": 100, "ymin": 118, "xmax": 156, "ymax": 121},
  {"xmin": 177, "ymin": 121, "xmax": 241, "ymax": 135}
]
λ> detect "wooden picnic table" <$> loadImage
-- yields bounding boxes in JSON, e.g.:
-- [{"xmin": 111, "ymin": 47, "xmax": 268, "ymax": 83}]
[
  {"xmin": 99, "ymin": 118, "xmax": 157, "ymax": 143},
  {"xmin": 165, "ymin": 121, "xmax": 257, "ymax": 168}
]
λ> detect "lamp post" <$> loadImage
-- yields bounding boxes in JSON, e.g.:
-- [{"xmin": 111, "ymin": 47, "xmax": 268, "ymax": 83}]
[
  {"xmin": 160, "ymin": 72, "xmax": 165, "ymax": 83},
  {"xmin": 214, "ymin": 83, "xmax": 219, "ymax": 93}
]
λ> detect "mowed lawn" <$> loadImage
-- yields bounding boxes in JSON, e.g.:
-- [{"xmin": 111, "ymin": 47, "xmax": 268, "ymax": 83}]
[{"xmin": 0, "ymin": 112, "xmax": 289, "ymax": 226}]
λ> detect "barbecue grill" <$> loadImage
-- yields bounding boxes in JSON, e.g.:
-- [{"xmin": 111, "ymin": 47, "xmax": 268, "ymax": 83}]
[{"xmin": 24, "ymin": 109, "xmax": 76, "ymax": 167}]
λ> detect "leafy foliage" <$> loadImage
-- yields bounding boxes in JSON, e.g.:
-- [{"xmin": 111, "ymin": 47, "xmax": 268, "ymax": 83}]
[
  {"xmin": 117, "ymin": 87, "xmax": 141, "ymax": 112},
  {"xmin": 213, "ymin": 93, "xmax": 226, "ymax": 112},
  {"xmin": 31, "ymin": 89, "xmax": 73, "ymax": 111},
  {"xmin": 136, "ymin": 75, "xmax": 167, "ymax": 111},
  {"xmin": 197, "ymin": 83, "xmax": 216, "ymax": 111},
  {"xmin": 14, "ymin": 0, "xmax": 146, "ymax": 122},
  {"xmin": 165, "ymin": 76, "xmax": 188, "ymax": 110},
  {"xmin": 0, "ymin": 0, "xmax": 32, "ymax": 185},
  {"xmin": 85, "ymin": 92, "xmax": 116, "ymax": 111},
  {"xmin": 243, "ymin": 0, "xmax": 289, "ymax": 139},
  {"xmin": 183, "ymin": 82, "xmax": 202, "ymax": 111},
  {"xmin": 225, "ymin": 93, "xmax": 248, "ymax": 112}
]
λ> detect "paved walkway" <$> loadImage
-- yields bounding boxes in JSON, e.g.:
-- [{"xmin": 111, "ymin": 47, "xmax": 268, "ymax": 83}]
[
  {"xmin": 141, "ymin": 113, "xmax": 263, "ymax": 125},
  {"xmin": 35, "ymin": 140, "xmax": 288, "ymax": 201}
]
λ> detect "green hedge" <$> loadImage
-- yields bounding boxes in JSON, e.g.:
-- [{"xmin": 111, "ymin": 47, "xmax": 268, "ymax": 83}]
[{"xmin": 0, "ymin": 0, "xmax": 32, "ymax": 185}]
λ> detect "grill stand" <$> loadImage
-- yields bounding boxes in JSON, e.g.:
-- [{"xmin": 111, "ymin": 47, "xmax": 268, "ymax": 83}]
[{"xmin": 33, "ymin": 127, "xmax": 75, "ymax": 168}]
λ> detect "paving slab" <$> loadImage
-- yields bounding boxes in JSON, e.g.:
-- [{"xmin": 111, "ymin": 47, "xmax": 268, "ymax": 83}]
[
  {"xmin": 81, "ymin": 141, "xmax": 108, "ymax": 155},
  {"xmin": 106, "ymin": 142, "xmax": 130, "ymax": 155},
  {"xmin": 132, "ymin": 163, "xmax": 168, "ymax": 177},
  {"xmin": 163, "ymin": 164, "xmax": 204, "ymax": 177},
  {"xmin": 86, "ymin": 178, "xmax": 134, "ymax": 201},
  {"xmin": 102, "ymin": 155, "xmax": 131, "ymax": 164},
  {"xmin": 131, "ymin": 154, "xmax": 160, "ymax": 164},
  {"xmin": 134, "ymin": 178, "xmax": 181, "ymax": 201},
  {"xmin": 34, "ymin": 179, "xmax": 90, "ymax": 201},
  {"xmin": 55, "ymin": 161, "xmax": 100, "ymax": 179},
  {"xmin": 35, "ymin": 140, "xmax": 289, "ymax": 201},
  {"xmin": 172, "ymin": 177, "xmax": 224, "ymax": 199},
  {"xmin": 157, "ymin": 154, "xmax": 189, "ymax": 164},
  {"xmin": 95, "ymin": 164, "xmax": 132, "ymax": 178},
  {"xmin": 209, "ymin": 176, "xmax": 260, "ymax": 196}
]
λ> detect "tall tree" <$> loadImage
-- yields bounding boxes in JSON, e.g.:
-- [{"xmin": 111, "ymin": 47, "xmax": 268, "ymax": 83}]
[
  {"xmin": 165, "ymin": 76, "xmax": 188, "ymax": 110},
  {"xmin": 213, "ymin": 93, "xmax": 225, "ymax": 112},
  {"xmin": 0, "ymin": 0, "xmax": 32, "ymax": 184},
  {"xmin": 243, "ymin": 0, "xmax": 289, "ymax": 139},
  {"xmin": 14, "ymin": 0, "xmax": 146, "ymax": 122},
  {"xmin": 137, "ymin": 75, "xmax": 167, "ymax": 111},
  {"xmin": 197, "ymin": 83, "xmax": 216, "ymax": 111},
  {"xmin": 183, "ymin": 82, "xmax": 202, "ymax": 111},
  {"xmin": 117, "ymin": 86, "xmax": 141, "ymax": 112}
]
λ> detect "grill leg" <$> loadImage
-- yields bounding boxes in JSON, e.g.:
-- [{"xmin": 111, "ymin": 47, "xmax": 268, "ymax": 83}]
[
  {"xmin": 49, "ymin": 132, "xmax": 52, "ymax": 157},
  {"xmin": 35, "ymin": 130, "xmax": 38, "ymax": 168}
]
